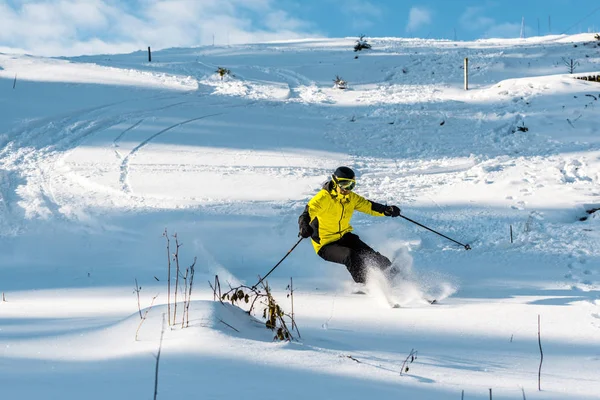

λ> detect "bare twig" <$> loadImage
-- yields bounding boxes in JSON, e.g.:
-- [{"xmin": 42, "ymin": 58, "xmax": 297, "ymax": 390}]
[
  {"xmin": 538, "ymin": 314, "xmax": 543, "ymax": 391},
  {"xmin": 134, "ymin": 279, "xmax": 142, "ymax": 319},
  {"xmin": 185, "ymin": 258, "xmax": 196, "ymax": 328},
  {"xmin": 153, "ymin": 314, "xmax": 165, "ymax": 400},
  {"xmin": 489, "ymin": 388, "xmax": 493, "ymax": 400},
  {"xmin": 215, "ymin": 274, "xmax": 221, "ymax": 300},
  {"xmin": 173, "ymin": 233, "xmax": 181, "ymax": 326},
  {"xmin": 163, "ymin": 229, "xmax": 171, "ymax": 325},
  {"xmin": 180, "ymin": 268, "xmax": 188, "ymax": 328},
  {"xmin": 345, "ymin": 355, "xmax": 361, "ymax": 363},
  {"xmin": 209, "ymin": 275, "xmax": 222, "ymax": 302},
  {"xmin": 218, "ymin": 318, "xmax": 239, "ymax": 332},
  {"xmin": 2, "ymin": 292, "xmax": 6, "ymax": 302},
  {"xmin": 400, "ymin": 348, "xmax": 418, "ymax": 375},
  {"xmin": 521, "ymin": 387, "xmax": 527, "ymax": 400},
  {"xmin": 288, "ymin": 277, "xmax": 301, "ymax": 338},
  {"xmin": 136, "ymin": 293, "xmax": 159, "ymax": 341}
]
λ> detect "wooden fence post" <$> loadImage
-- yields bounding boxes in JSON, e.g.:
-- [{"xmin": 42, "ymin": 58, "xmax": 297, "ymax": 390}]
[
  {"xmin": 464, "ymin": 57, "xmax": 469, "ymax": 90},
  {"xmin": 148, "ymin": 46, "xmax": 152, "ymax": 62}
]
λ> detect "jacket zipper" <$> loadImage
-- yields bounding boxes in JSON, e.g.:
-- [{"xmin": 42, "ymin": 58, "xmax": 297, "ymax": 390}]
[{"xmin": 338, "ymin": 201, "xmax": 345, "ymax": 239}]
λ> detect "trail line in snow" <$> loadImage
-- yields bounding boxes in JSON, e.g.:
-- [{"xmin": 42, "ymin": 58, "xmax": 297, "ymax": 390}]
[{"xmin": 119, "ymin": 113, "xmax": 224, "ymax": 193}]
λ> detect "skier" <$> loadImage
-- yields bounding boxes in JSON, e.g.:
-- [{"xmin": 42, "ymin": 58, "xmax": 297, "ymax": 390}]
[{"xmin": 298, "ymin": 166, "xmax": 401, "ymax": 284}]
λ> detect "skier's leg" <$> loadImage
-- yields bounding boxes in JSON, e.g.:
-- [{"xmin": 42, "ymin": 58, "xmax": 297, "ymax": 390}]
[
  {"xmin": 318, "ymin": 238, "xmax": 369, "ymax": 283},
  {"xmin": 343, "ymin": 233, "xmax": 392, "ymax": 271}
]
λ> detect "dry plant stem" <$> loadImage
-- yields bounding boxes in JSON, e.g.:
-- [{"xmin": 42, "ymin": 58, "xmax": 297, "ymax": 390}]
[
  {"xmin": 163, "ymin": 229, "xmax": 171, "ymax": 326},
  {"xmin": 522, "ymin": 387, "xmax": 527, "ymax": 400},
  {"xmin": 215, "ymin": 275, "xmax": 296, "ymax": 341},
  {"xmin": 2, "ymin": 292, "xmax": 5, "ymax": 302},
  {"xmin": 289, "ymin": 277, "xmax": 301, "ymax": 338},
  {"xmin": 180, "ymin": 268, "xmax": 188, "ymax": 328},
  {"xmin": 218, "ymin": 318, "xmax": 239, "ymax": 332},
  {"xmin": 135, "ymin": 278, "xmax": 142, "ymax": 319},
  {"xmin": 400, "ymin": 348, "xmax": 418, "ymax": 375},
  {"xmin": 538, "ymin": 314, "xmax": 543, "ymax": 391},
  {"xmin": 185, "ymin": 258, "xmax": 196, "ymax": 328},
  {"xmin": 209, "ymin": 275, "xmax": 222, "ymax": 302},
  {"xmin": 261, "ymin": 281, "xmax": 294, "ymax": 341},
  {"xmin": 153, "ymin": 314, "xmax": 165, "ymax": 400},
  {"xmin": 290, "ymin": 277, "xmax": 295, "ymax": 329},
  {"xmin": 136, "ymin": 293, "xmax": 159, "ymax": 341},
  {"xmin": 173, "ymin": 233, "xmax": 181, "ymax": 326}
]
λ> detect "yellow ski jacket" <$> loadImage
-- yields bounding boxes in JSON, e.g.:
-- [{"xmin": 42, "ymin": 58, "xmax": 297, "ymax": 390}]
[{"xmin": 298, "ymin": 181, "xmax": 388, "ymax": 254}]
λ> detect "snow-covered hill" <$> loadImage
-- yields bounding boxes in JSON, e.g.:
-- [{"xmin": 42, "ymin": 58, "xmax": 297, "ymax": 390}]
[{"xmin": 0, "ymin": 34, "xmax": 599, "ymax": 399}]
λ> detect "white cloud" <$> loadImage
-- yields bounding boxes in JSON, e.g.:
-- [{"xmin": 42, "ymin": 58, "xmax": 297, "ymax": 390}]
[
  {"xmin": 459, "ymin": 6, "xmax": 528, "ymax": 39},
  {"xmin": 405, "ymin": 7, "xmax": 432, "ymax": 33},
  {"xmin": 459, "ymin": 6, "xmax": 496, "ymax": 31},
  {"xmin": 0, "ymin": 0, "xmax": 318, "ymax": 56}
]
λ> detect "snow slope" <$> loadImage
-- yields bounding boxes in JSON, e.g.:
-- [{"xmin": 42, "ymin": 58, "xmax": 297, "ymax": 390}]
[{"xmin": 0, "ymin": 34, "xmax": 599, "ymax": 399}]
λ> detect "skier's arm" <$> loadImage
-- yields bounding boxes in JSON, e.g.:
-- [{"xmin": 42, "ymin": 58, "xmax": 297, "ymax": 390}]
[
  {"xmin": 353, "ymin": 193, "xmax": 387, "ymax": 216},
  {"xmin": 353, "ymin": 194, "xmax": 401, "ymax": 217},
  {"xmin": 298, "ymin": 205, "xmax": 311, "ymax": 225},
  {"xmin": 299, "ymin": 191, "xmax": 325, "ymax": 222},
  {"xmin": 298, "ymin": 192, "xmax": 325, "ymax": 237}
]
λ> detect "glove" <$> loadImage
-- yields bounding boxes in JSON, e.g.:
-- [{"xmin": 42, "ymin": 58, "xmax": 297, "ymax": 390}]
[
  {"xmin": 383, "ymin": 205, "xmax": 401, "ymax": 217},
  {"xmin": 299, "ymin": 222, "xmax": 313, "ymax": 238}
]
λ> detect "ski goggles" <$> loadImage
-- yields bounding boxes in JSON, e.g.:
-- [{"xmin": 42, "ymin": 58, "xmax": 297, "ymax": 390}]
[{"xmin": 334, "ymin": 177, "xmax": 356, "ymax": 191}]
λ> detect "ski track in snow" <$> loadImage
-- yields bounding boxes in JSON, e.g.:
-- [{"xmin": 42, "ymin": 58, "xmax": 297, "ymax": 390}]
[{"xmin": 119, "ymin": 112, "xmax": 224, "ymax": 193}]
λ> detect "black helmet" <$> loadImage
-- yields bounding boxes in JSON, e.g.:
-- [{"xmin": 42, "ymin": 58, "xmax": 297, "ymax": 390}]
[
  {"xmin": 333, "ymin": 166, "xmax": 355, "ymax": 180},
  {"xmin": 332, "ymin": 166, "xmax": 356, "ymax": 191}
]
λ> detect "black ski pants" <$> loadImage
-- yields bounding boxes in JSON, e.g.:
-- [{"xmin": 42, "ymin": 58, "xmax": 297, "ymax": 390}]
[{"xmin": 317, "ymin": 232, "xmax": 391, "ymax": 283}]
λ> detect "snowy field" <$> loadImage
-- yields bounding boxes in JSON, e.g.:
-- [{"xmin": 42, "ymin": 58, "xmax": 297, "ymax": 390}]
[{"xmin": 0, "ymin": 34, "xmax": 599, "ymax": 399}]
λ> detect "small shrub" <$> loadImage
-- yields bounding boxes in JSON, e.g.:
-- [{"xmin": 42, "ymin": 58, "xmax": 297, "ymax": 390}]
[
  {"xmin": 213, "ymin": 277, "xmax": 298, "ymax": 341},
  {"xmin": 333, "ymin": 75, "xmax": 347, "ymax": 89},
  {"xmin": 513, "ymin": 121, "xmax": 528, "ymax": 133},
  {"xmin": 354, "ymin": 35, "xmax": 372, "ymax": 52},
  {"xmin": 216, "ymin": 67, "xmax": 231, "ymax": 80},
  {"xmin": 594, "ymin": 33, "xmax": 600, "ymax": 41}
]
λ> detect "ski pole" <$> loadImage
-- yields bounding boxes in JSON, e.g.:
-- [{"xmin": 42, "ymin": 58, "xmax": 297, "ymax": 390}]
[
  {"xmin": 400, "ymin": 214, "xmax": 471, "ymax": 250},
  {"xmin": 252, "ymin": 237, "xmax": 304, "ymax": 289}
]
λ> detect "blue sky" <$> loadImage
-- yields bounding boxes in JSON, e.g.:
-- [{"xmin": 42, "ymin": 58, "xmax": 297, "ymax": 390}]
[{"xmin": 1, "ymin": 0, "xmax": 599, "ymax": 56}]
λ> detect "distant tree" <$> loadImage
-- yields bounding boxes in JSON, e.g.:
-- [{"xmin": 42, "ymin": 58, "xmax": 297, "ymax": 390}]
[
  {"xmin": 562, "ymin": 57, "xmax": 579, "ymax": 74},
  {"xmin": 354, "ymin": 34, "xmax": 372, "ymax": 52}
]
